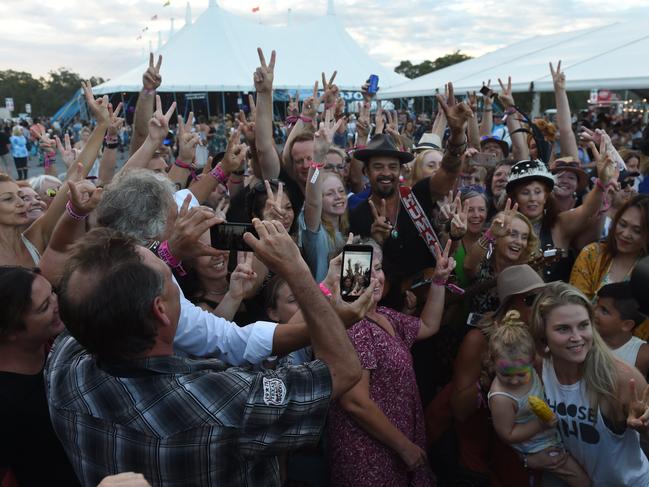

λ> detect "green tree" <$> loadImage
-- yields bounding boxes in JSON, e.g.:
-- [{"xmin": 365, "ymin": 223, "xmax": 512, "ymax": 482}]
[
  {"xmin": 395, "ymin": 50, "xmax": 473, "ymax": 79},
  {"xmin": 0, "ymin": 68, "xmax": 105, "ymax": 117}
]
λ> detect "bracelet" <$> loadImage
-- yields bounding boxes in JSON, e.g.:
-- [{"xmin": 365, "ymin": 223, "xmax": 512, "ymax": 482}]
[
  {"xmin": 209, "ymin": 164, "xmax": 229, "ymax": 184},
  {"xmin": 104, "ymin": 135, "xmax": 118, "ymax": 144},
  {"xmin": 174, "ymin": 159, "xmax": 198, "ymax": 181},
  {"xmin": 310, "ymin": 162, "xmax": 325, "ymax": 169},
  {"xmin": 66, "ymin": 200, "xmax": 87, "ymax": 221},
  {"xmin": 504, "ymin": 107, "xmax": 517, "ymax": 115},
  {"xmin": 324, "ymin": 102, "xmax": 336, "ymax": 110},
  {"xmin": 157, "ymin": 240, "xmax": 187, "ymax": 277},
  {"xmin": 445, "ymin": 139, "xmax": 467, "ymax": 157},
  {"xmin": 431, "ymin": 278, "xmax": 447, "ymax": 287},
  {"xmin": 103, "ymin": 142, "xmax": 119, "ymax": 150},
  {"xmin": 319, "ymin": 282, "xmax": 332, "ymax": 298}
]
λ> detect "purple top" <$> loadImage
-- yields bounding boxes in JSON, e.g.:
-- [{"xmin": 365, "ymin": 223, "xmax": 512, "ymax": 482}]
[{"xmin": 327, "ymin": 306, "xmax": 434, "ymax": 486}]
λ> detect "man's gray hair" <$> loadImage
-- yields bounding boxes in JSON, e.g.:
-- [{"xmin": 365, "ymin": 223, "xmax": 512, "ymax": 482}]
[{"xmin": 96, "ymin": 169, "xmax": 176, "ymax": 244}]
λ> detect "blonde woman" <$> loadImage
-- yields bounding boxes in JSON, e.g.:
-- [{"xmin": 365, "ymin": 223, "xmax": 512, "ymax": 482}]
[
  {"xmin": 300, "ymin": 110, "xmax": 347, "ymax": 281},
  {"xmin": 530, "ymin": 282, "xmax": 649, "ymax": 485},
  {"xmin": 464, "ymin": 198, "xmax": 539, "ymax": 315},
  {"xmin": 408, "ymin": 148, "xmax": 443, "ymax": 186}
]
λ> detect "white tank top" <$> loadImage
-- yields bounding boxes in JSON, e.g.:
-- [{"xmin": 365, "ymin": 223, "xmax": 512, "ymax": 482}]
[
  {"xmin": 542, "ymin": 358, "xmax": 649, "ymax": 486},
  {"xmin": 611, "ymin": 336, "xmax": 646, "ymax": 369}
]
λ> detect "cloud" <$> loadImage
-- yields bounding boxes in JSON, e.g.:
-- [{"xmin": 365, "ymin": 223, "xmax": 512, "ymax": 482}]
[{"xmin": 0, "ymin": 0, "xmax": 647, "ymax": 79}]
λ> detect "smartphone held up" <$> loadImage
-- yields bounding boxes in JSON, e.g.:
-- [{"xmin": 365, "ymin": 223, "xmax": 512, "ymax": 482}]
[
  {"xmin": 340, "ymin": 245, "xmax": 373, "ymax": 302},
  {"xmin": 210, "ymin": 222, "xmax": 258, "ymax": 252}
]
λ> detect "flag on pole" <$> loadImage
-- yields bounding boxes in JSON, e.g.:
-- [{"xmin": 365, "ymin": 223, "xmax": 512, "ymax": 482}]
[
  {"xmin": 252, "ymin": 6, "xmax": 260, "ymax": 12},
  {"xmin": 136, "ymin": 35, "xmax": 142, "ymax": 40},
  {"xmin": 163, "ymin": 0, "xmax": 171, "ymax": 6},
  {"xmin": 142, "ymin": 26, "xmax": 149, "ymax": 32},
  {"xmin": 151, "ymin": 14, "xmax": 158, "ymax": 20}
]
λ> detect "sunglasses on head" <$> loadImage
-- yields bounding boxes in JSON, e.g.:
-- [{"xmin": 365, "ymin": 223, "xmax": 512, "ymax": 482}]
[{"xmin": 46, "ymin": 188, "xmax": 58, "ymax": 198}]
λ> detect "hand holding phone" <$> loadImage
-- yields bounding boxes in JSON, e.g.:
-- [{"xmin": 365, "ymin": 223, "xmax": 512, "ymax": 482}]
[
  {"xmin": 340, "ymin": 245, "xmax": 373, "ymax": 302},
  {"xmin": 367, "ymin": 75, "xmax": 379, "ymax": 95},
  {"xmin": 210, "ymin": 222, "xmax": 258, "ymax": 252},
  {"xmin": 470, "ymin": 152, "xmax": 497, "ymax": 168}
]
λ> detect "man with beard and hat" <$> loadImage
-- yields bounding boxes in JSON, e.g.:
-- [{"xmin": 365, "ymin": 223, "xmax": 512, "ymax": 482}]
[{"xmin": 349, "ymin": 86, "xmax": 473, "ymax": 307}]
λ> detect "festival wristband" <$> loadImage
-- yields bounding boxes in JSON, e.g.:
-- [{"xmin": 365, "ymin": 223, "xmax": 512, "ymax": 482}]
[
  {"xmin": 209, "ymin": 164, "xmax": 229, "ymax": 184},
  {"xmin": 319, "ymin": 283, "xmax": 332, "ymax": 298},
  {"xmin": 175, "ymin": 159, "xmax": 198, "ymax": 181},
  {"xmin": 157, "ymin": 240, "xmax": 187, "ymax": 277},
  {"xmin": 483, "ymin": 228, "xmax": 496, "ymax": 243},
  {"xmin": 66, "ymin": 200, "xmax": 87, "ymax": 221}
]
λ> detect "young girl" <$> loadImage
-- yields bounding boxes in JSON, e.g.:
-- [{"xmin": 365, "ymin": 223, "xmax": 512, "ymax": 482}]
[{"xmin": 488, "ymin": 310, "xmax": 590, "ymax": 487}]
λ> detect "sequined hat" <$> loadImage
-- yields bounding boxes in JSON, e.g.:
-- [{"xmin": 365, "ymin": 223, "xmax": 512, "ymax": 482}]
[{"xmin": 505, "ymin": 159, "xmax": 555, "ymax": 194}]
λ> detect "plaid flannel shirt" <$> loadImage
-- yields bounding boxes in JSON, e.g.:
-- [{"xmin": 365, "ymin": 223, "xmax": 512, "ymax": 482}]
[{"xmin": 45, "ymin": 333, "xmax": 331, "ymax": 486}]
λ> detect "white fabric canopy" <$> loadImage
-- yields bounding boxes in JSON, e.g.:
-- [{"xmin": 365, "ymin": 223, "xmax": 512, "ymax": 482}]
[
  {"xmin": 94, "ymin": 3, "xmax": 405, "ymax": 94},
  {"xmin": 379, "ymin": 20, "xmax": 649, "ymax": 99}
]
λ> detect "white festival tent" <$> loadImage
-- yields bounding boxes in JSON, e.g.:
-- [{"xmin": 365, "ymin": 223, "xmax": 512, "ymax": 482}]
[
  {"xmin": 378, "ymin": 20, "xmax": 649, "ymax": 99},
  {"xmin": 93, "ymin": 0, "xmax": 405, "ymax": 95}
]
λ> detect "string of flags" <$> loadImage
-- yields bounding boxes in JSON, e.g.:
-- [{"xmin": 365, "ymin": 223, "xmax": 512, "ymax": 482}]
[{"xmin": 136, "ymin": 1, "xmax": 169, "ymax": 40}]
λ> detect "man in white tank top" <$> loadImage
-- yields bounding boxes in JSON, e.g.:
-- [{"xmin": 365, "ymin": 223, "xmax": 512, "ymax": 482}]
[{"xmin": 594, "ymin": 283, "xmax": 649, "ymax": 376}]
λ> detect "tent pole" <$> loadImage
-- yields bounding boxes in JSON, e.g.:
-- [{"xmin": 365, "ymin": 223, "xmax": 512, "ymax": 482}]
[
  {"xmin": 207, "ymin": 94, "xmax": 211, "ymax": 119},
  {"xmin": 221, "ymin": 92, "xmax": 226, "ymax": 117}
]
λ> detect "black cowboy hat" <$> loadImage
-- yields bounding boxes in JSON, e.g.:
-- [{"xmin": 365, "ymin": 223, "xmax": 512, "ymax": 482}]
[
  {"xmin": 631, "ymin": 256, "xmax": 649, "ymax": 316},
  {"xmin": 353, "ymin": 134, "xmax": 414, "ymax": 165},
  {"xmin": 506, "ymin": 159, "xmax": 555, "ymax": 194}
]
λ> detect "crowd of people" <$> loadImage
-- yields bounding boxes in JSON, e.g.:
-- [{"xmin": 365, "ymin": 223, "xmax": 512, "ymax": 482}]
[{"xmin": 1, "ymin": 47, "xmax": 649, "ymax": 487}]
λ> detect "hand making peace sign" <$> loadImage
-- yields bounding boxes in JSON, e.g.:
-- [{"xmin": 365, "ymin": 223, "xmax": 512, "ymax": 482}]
[
  {"xmin": 432, "ymin": 240, "xmax": 457, "ymax": 283},
  {"xmin": 489, "ymin": 198, "xmax": 519, "ymax": 238},
  {"xmin": 148, "ymin": 95, "xmax": 177, "ymax": 144},
  {"xmin": 254, "ymin": 48, "xmax": 276, "ymax": 94},
  {"xmin": 143, "ymin": 53, "xmax": 163, "ymax": 92},
  {"xmin": 177, "ymin": 112, "xmax": 200, "ymax": 163}
]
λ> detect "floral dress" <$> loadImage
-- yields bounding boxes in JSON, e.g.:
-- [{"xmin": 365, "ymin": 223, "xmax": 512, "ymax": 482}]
[{"xmin": 327, "ymin": 307, "xmax": 434, "ymax": 486}]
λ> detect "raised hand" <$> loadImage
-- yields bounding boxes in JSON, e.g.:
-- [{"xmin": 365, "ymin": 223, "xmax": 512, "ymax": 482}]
[
  {"xmin": 385, "ymin": 110, "xmax": 400, "ymax": 138},
  {"xmin": 432, "ymin": 240, "xmax": 457, "ymax": 282},
  {"xmin": 329, "ymin": 277, "xmax": 377, "ymax": 327},
  {"xmin": 356, "ymin": 101, "xmax": 371, "ymax": 138},
  {"xmin": 148, "ymin": 95, "xmax": 177, "ymax": 144},
  {"xmin": 81, "ymin": 80, "xmax": 110, "ymax": 125},
  {"xmin": 228, "ymin": 252, "xmax": 258, "ymax": 300},
  {"xmin": 167, "ymin": 195, "xmax": 223, "ymax": 260},
  {"xmin": 263, "ymin": 179, "xmax": 286, "ymax": 221},
  {"xmin": 450, "ymin": 194, "xmax": 468, "ymax": 239},
  {"xmin": 369, "ymin": 198, "xmax": 392, "ymax": 244},
  {"xmin": 177, "ymin": 112, "xmax": 199, "ymax": 163},
  {"xmin": 243, "ymin": 218, "xmax": 305, "ymax": 276},
  {"xmin": 549, "ymin": 61, "xmax": 565, "ymax": 91},
  {"xmin": 375, "ymin": 103, "xmax": 385, "ymax": 135},
  {"xmin": 254, "ymin": 48, "xmax": 276, "ymax": 93},
  {"xmin": 436, "ymin": 82, "xmax": 473, "ymax": 132},
  {"xmin": 436, "ymin": 190, "xmax": 455, "ymax": 223},
  {"xmin": 321, "ymin": 70, "xmax": 339, "ymax": 107},
  {"xmin": 68, "ymin": 179, "xmax": 103, "ymax": 216},
  {"xmin": 314, "ymin": 108, "xmax": 343, "ymax": 161},
  {"xmin": 55, "ymin": 133, "xmax": 79, "ymax": 169},
  {"xmin": 497, "ymin": 76, "xmax": 515, "ymax": 109},
  {"xmin": 589, "ymin": 134, "xmax": 618, "ymax": 185},
  {"xmin": 481, "ymin": 79, "xmax": 493, "ymax": 107},
  {"xmin": 288, "ymin": 91, "xmax": 300, "ymax": 116},
  {"xmin": 301, "ymin": 81, "xmax": 321, "ymax": 120},
  {"xmin": 213, "ymin": 197, "xmax": 230, "ymax": 222},
  {"xmin": 107, "ymin": 102, "xmax": 124, "ymax": 138},
  {"xmin": 238, "ymin": 95, "xmax": 256, "ymax": 144},
  {"xmin": 143, "ymin": 53, "xmax": 163, "ymax": 91},
  {"xmin": 222, "ymin": 129, "xmax": 247, "ymax": 174},
  {"xmin": 466, "ymin": 90, "xmax": 478, "ymax": 113},
  {"xmin": 361, "ymin": 79, "xmax": 376, "ymax": 103},
  {"xmin": 490, "ymin": 198, "xmax": 519, "ymax": 238},
  {"xmin": 626, "ymin": 378, "xmax": 649, "ymax": 433}
]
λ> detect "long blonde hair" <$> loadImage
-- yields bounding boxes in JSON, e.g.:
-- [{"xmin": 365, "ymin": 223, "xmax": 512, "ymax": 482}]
[
  {"xmin": 409, "ymin": 149, "xmax": 442, "ymax": 186},
  {"xmin": 321, "ymin": 171, "xmax": 349, "ymax": 256},
  {"xmin": 529, "ymin": 282, "xmax": 619, "ymax": 413}
]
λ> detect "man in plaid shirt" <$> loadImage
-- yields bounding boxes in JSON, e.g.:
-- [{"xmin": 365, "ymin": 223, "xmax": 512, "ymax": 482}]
[{"xmin": 45, "ymin": 221, "xmax": 365, "ymax": 486}]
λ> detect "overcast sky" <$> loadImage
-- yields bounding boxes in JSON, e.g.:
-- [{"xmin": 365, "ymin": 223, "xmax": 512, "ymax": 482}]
[{"xmin": 1, "ymin": 0, "xmax": 647, "ymax": 80}]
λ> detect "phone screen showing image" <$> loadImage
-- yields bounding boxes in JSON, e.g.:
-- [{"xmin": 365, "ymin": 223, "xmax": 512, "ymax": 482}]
[
  {"xmin": 340, "ymin": 245, "xmax": 373, "ymax": 302},
  {"xmin": 210, "ymin": 222, "xmax": 257, "ymax": 252}
]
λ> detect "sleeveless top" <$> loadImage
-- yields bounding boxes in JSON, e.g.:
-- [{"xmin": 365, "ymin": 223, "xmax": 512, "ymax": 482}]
[
  {"xmin": 488, "ymin": 369, "xmax": 562, "ymax": 454},
  {"xmin": 542, "ymin": 358, "xmax": 649, "ymax": 486},
  {"xmin": 537, "ymin": 221, "xmax": 574, "ymax": 283},
  {"xmin": 21, "ymin": 233, "xmax": 41, "ymax": 266},
  {"xmin": 611, "ymin": 336, "xmax": 646, "ymax": 368}
]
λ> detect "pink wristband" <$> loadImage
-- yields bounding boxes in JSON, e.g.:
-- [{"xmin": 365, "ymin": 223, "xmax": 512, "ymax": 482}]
[
  {"xmin": 210, "ymin": 164, "xmax": 229, "ymax": 184},
  {"xmin": 175, "ymin": 159, "xmax": 198, "ymax": 181},
  {"xmin": 157, "ymin": 240, "xmax": 187, "ymax": 276},
  {"xmin": 66, "ymin": 200, "xmax": 87, "ymax": 221},
  {"xmin": 483, "ymin": 228, "xmax": 496, "ymax": 243},
  {"xmin": 319, "ymin": 283, "xmax": 332, "ymax": 298}
]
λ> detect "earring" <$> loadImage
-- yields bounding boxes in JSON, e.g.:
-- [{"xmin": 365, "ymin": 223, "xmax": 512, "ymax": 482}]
[{"xmin": 544, "ymin": 345, "xmax": 550, "ymax": 354}]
